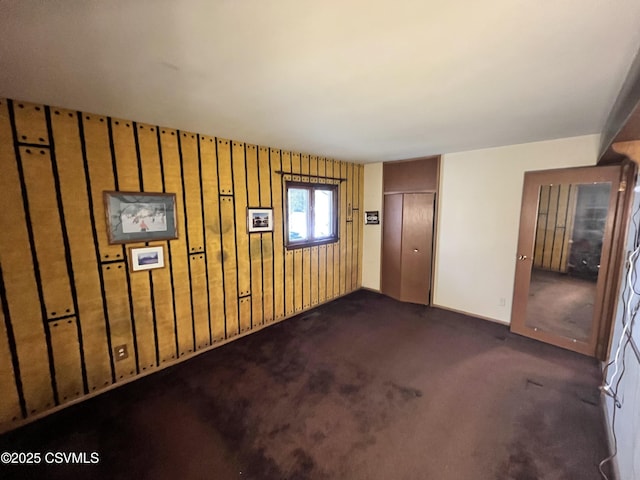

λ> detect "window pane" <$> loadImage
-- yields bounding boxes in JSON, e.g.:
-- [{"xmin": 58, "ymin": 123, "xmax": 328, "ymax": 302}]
[
  {"xmin": 314, "ymin": 189, "xmax": 334, "ymax": 238},
  {"xmin": 288, "ymin": 188, "xmax": 309, "ymax": 242}
]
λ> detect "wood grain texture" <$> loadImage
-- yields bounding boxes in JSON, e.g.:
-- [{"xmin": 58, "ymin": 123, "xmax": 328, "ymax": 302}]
[
  {"xmin": 0, "ymin": 101, "xmax": 55, "ymax": 417},
  {"xmin": 381, "ymin": 194, "xmax": 403, "ymax": 300},
  {"xmin": 0, "ymin": 286, "xmax": 22, "ymax": 424},
  {"xmin": 383, "ymin": 156, "xmax": 439, "ymax": 193},
  {"xmin": 0, "ymin": 97, "xmax": 363, "ymax": 433},
  {"xmin": 161, "ymin": 130, "xmax": 193, "ymax": 357},
  {"xmin": 201, "ymin": 136, "xmax": 225, "ymax": 342},
  {"xmin": 399, "ymin": 193, "xmax": 434, "ymax": 305},
  {"xmin": 270, "ymin": 150, "xmax": 285, "ymax": 321},
  {"xmin": 53, "ymin": 107, "xmax": 112, "ymax": 391},
  {"xmin": 49, "ymin": 318, "xmax": 83, "ymax": 403}
]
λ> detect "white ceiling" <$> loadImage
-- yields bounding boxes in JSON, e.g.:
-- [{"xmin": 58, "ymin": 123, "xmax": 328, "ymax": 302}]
[{"xmin": 1, "ymin": 0, "xmax": 640, "ymax": 162}]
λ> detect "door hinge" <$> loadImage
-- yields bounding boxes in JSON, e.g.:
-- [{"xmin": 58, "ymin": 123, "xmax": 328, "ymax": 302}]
[{"xmin": 619, "ymin": 180, "xmax": 627, "ymax": 192}]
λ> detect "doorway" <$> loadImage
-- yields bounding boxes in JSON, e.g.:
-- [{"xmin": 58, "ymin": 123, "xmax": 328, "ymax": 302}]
[{"xmin": 510, "ymin": 165, "xmax": 625, "ymax": 357}]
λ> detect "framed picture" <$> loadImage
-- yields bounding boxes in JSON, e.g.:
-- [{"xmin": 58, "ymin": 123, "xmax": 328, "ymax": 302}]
[
  {"xmin": 129, "ymin": 245, "xmax": 165, "ymax": 272},
  {"xmin": 247, "ymin": 208, "xmax": 273, "ymax": 233},
  {"xmin": 104, "ymin": 191, "xmax": 178, "ymax": 244},
  {"xmin": 365, "ymin": 211, "xmax": 380, "ymax": 225}
]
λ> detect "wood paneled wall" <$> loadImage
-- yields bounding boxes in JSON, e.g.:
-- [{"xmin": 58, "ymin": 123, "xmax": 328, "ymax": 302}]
[
  {"xmin": 533, "ymin": 184, "xmax": 577, "ymax": 272},
  {"xmin": 0, "ymin": 98, "xmax": 363, "ymax": 432}
]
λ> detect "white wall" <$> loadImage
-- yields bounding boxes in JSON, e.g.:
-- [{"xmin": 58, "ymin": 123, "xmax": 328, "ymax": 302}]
[
  {"xmin": 433, "ymin": 134, "xmax": 600, "ymax": 322},
  {"xmin": 603, "ymin": 190, "xmax": 640, "ymax": 480},
  {"xmin": 362, "ymin": 162, "xmax": 383, "ymax": 290},
  {"xmin": 360, "ymin": 135, "xmax": 601, "ymax": 320}
]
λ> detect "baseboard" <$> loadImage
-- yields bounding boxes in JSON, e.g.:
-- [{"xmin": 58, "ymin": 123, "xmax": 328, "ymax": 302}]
[
  {"xmin": 360, "ymin": 286, "xmax": 381, "ymax": 293},
  {"xmin": 431, "ymin": 303, "xmax": 510, "ymax": 326}
]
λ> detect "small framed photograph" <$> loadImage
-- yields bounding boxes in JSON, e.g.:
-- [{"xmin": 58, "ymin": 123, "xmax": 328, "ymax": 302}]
[
  {"xmin": 104, "ymin": 191, "xmax": 178, "ymax": 244},
  {"xmin": 129, "ymin": 245, "xmax": 165, "ymax": 272},
  {"xmin": 365, "ymin": 211, "xmax": 380, "ymax": 225},
  {"xmin": 248, "ymin": 208, "xmax": 273, "ymax": 233}
]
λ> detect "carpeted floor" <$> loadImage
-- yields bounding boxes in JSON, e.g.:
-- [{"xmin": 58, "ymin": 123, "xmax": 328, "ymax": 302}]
[{"xmin": 0, "ymin": 290, "xmax": 611, "ymax": 480}]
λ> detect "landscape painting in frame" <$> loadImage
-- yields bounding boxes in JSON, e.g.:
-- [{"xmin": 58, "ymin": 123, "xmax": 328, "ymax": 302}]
[
  {"xmin": 104, "ymin": 191, "xmax": 178, "ymax": 244},
  {"xmin": 248, "ymin": 208, "xmax": 273, "ymax": 233},
  {"xmin": 129, "ymin": 245, "xmax": 165, "ymax": 272}
]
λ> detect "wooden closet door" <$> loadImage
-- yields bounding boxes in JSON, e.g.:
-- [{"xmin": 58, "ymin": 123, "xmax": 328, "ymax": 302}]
[
  {"xmin": 381, "ymin": 193, "xmax": 403, "ymax": 300},
  {"xmin": 400, "ymin": 193, "xmax": 434, "ymax": 305}
]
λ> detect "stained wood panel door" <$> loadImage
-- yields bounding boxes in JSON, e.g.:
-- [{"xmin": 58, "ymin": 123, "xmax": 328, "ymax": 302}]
[
  {"xmin": 381, "ymin": 192, "xmax": 435, "ymax": 305},
  {"xmin": 381, "ymin": 194, "xmax": 403, "ymax": 300},
  {"xmin": 401, "ymin": 193, "xmax": 434, "ymax": 304}
]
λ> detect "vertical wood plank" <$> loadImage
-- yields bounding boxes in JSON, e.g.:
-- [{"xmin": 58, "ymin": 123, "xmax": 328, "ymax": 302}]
[
  {"xmin": 246, "ymin": 145, "xmax": 262, "ymax": 327},
  {"xmin": 357, "ymin": 164, "xmax": 364, "ymax": 288},
  {"xmin": 201, "ymin": 136, "xmax": 225, "ymax": 342},
  {"xmin": 282, "ymin": 153, "xmax": 300, "ymax": 316},
  {"xmin": 233, "ymin": 141, "xmax": 251, "ymax": 334},
  {"xmin": 259, "ymin": 147, "xmax": 274, "ymax": 323},
  {"xmin": 49, "ymin": 318, "xmax": 83, "ymax": 403},
  {"xmin": 309, "ymin": 156, "xmax": 319, "ymax": 306},
  {"xmin": 52, "ymin": 106, "xmax": 112, "ymax": 391},
  {"xmin": 83, "ymin": 113, "xmax": 122, "ymax": 261},
  {"xmin": 340, "ymin": 161, "xmax": 348, "ymax": 295},
  {"xmin": 291, "ymin": 154, "xmax": 303, "ymax": 313},
  {"xmin": 318, "ymin": 245, "xmax": 327, "ymax": 303},
  {"xmin": 20, "ymin": 147, "xmax": 75, "ymax": 321},
  {"xmin": 101, "ymin": 263, "xmax": 136, "ymax": 381},
  {"xmin": 220, "ymin": 195, "xmax": 239, "ymax": 336},
  {"xmin": 189, "ymin": 255, "xmax": 210, "ymax": 349},
  {"xmin": 218, "ymin": 139, "xmax": 240, "ymax": 336},
  {"xmin": 239, "ymin": 297, "xmax": 252, "ymax": 334},
  {"xmin": 334, "ymin": 160, "xmax": 343, "ymax": 298},
  {"xmin": 301, "ymin": 155, "xmax": 312, "ymax": 308},
  {"xmin": 180, "ymin": 132, "xmax": 205, "ymax": 252},
  {"xmin": 271, "ymin": 149, "xmax": 285, "ymax": 321},
  {"xmin": 0, "ymin": 282, "xmax": 23, "ymax": 426},
  {"xmin": 160, "ymin": 129, "xmax": 193, "ymax": 357},
  {"xmin": 12, "ymin": 101, "xmax": 48, "ymax": 145},
  {"xmin": 137, "ymin": 123, "xmax": 176, "ymax": 364},
  {"xmin": 111, "ymin": 118, "xmax": 139, "ymax": 190},
  {"xmin": 346, "ymin": 162, "xmax": 354, "ymax": 292},
  {"xmin": 303, "ymin": 247, "xmax": 312, "ymax": 309},
  {"xmin": 0, "ymin": 104, "xmax": 53, "ymax": 417},
  {"xmin": 317, "ymin": 157, "xmax": 328, "ymax": 303},
  {"xmin": 250, "ymin": 234, "xmax": 264, "ymax": 326},
  {"xmin": 543, "ymin": 185, "xmax": 559, "ymax": 270},
  {"xmin": 112, "ymin": 120, "xmax": 155, "ymax": 374},
  {"xmin": 327, "ymin": 160, "xmax": 337, "ymax": 300},
  {"xmin": 181, "ymin": 132, "xmax": 209, "ymax": 350},
  {"xmin": 217, "ymin": 139, "xmax": 233, "ymax": 195}
]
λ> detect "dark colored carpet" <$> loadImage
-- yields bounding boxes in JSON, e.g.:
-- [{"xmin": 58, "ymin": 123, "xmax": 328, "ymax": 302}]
[{"xmin": 0, "ymin": 290, "xmax": 611, "ymax": 480}]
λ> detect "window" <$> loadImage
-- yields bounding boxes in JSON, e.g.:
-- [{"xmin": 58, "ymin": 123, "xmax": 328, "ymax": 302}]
[{"xmin": 285, "ymin": 181, "xmax": 338, "ymax": 248}]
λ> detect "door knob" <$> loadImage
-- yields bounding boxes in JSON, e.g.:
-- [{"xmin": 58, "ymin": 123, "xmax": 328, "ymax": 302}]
[
  {"xmin": 518, "ymin": 255, "xmax": 528, "ymax": 260},
  {"xmin": 413, "ymin": 249, "xmax": 419, "ymax": 252}
]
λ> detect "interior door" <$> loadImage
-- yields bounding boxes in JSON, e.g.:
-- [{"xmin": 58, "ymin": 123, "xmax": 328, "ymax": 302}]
[
  {"xmin": 510, "ymin": 165, "xmax": 622, "ymax": 356},
  {"xmin": 400, "ymin": 193, "xmax": 434, "ymax": 304},
  {"xmin": 381, "ymin": 192, "xmax": 434, "ymax": 305}
]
